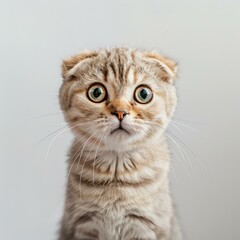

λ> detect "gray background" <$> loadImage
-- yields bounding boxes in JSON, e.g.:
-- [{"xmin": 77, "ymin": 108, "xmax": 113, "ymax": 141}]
[{"xmin": 1, "ymin": 0, "xmax": 240, "ymax": 239}]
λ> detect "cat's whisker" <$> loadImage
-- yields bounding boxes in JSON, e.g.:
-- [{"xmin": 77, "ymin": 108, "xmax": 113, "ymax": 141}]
[
  {"xmin": 166, "ymin": 134, "xmax": 191, "ymax": 176},
  {"xmin": 142, "ymin": 127, "xmax": 169, "ymax": 168},
  {"xmin": 35, "ymin": 121, "xmax": 99, "ymax": 147},
  {"xmin": 162, "ymin": 126, "xmax": 193, "ymax": 172},
  {"xmin": 165, "ymin": 133, "xmax": 193, "ymax": 174},
  {"xmin": 171, "ymin": 119, "xmax": 200, "ymax": 132},
  {"xmin": 144, "ymin": 120, "xmax": 196, "ymax": 157},
  {"xmin": 43, "ymin": 123, "xmax": 90, "ymax": 168},
  {"xmin": 142, "ymin": 121, "xmax": 193, "ymax": 175},
  {"xmin": 92, "ymin": 131, "xmax": 112, "ymax": 207},
  {"xmin": 168, "ymin": 125, "xmax": 207, "ymax": 170},
  {"xmin": 31, "ymin": 112, "xmax": 63, "ymax": 119},
  {"xmin": 143, "ymin": 119, "xmax": 207, "ymax": 171},
  {"xmin": 165, "ymin": 119, "xmax": 186, "ymax": 137},
  {"xmin": 68, "ymin": 122, "xmax": 110, "ymax": 162},
  {"xmin": 34, "ymin": 124, "xmax": 68, "ymax": 147},
  {"xmin": 77, "ymin": 128, "xmax": 104, "ymax": 200},
  {"xmin": 82, "ymin": 129, "xmax": 106, "ymax": 180},
  {"xmin": 75, "ymin": 128, "xmax": 102, "ymax": 172},
  {"xmin": 32, "ymin": 110, "xmax": 79, "ymax": 120},
  {"xmin": 66, "ymin": 127, "xmax": 101, "ymax": 185},
  {"xmin": 79, "ymin": 124, "xmax": 113, "ymax": 201},
  {"xmin": 44, "ymin": 121, "xmax": 102, "ymax": 169},
  {"xmin": 92, "ymin": 128, "xmax": 109, "ymax": 187},
  {"xmin": 152, "ymin": 117, "xmax": 200, "ymax": 133},
  {"xmin": 173, "ymin": 117, "xmax": 200, "ymax": 125},
  {"xmin": 162, "ymin": 120, "xmax": 194, "ymax": 172}
]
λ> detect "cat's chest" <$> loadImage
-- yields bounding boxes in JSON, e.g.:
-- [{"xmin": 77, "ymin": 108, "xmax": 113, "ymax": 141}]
[
  {"xmin": 75, "ymin": 202, "xmax": 158, "ymax": 240},
  {"xmin": 80, "ymin": 150, "xmax": 163, "ymax": 186}
]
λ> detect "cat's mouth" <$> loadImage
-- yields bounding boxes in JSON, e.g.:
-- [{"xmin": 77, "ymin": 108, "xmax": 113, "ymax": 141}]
[{"xmin": 110, "ymin": 125, "xmax": 130, "ymax": 135}]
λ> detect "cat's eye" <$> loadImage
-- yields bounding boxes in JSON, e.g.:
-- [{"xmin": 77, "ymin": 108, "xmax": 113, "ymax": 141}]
[
  {"xmin": 134, "ymin": 85, "xmax": 153, "ymax": 104},
  {"xmin": 87, "ymin": 83, "xmax": 107, "ymax": 103}
]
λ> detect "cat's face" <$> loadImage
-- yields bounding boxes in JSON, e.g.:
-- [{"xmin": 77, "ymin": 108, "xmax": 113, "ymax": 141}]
[{"xmin": 59, "ymin": 48, "xmax": 177, "ymax": 152}]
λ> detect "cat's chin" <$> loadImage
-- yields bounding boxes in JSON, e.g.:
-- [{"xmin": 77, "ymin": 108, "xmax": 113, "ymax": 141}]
[
  {"xmin": 110, "ymin": 127, "xmax": 130, "ymax": 135},
  {"xmin": 105, "ymin": 129, "xmax": 135, "ymax": 152},
  {"xmin": 109, "ymin": 129, "xmax": 132, "ymax": 140}
]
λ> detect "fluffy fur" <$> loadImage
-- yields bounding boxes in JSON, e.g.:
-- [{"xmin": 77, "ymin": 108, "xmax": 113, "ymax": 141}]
[{"xmin": 58, "ymin": 47, "xmax": 182, "ymax": 240}]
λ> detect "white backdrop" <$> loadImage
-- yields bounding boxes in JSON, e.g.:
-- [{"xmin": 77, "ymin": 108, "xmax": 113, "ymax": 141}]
[{"xmin": 1, "ymin": 0, "xmax": 240, "ymax": 239}]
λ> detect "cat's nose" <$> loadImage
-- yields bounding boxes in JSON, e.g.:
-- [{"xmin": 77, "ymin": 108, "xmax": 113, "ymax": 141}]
[{"xmin": 111, "ymin": 111, "xmax": 128, "ymax": 121}]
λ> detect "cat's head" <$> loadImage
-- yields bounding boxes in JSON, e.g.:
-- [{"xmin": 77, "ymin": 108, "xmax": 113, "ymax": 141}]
[{"xmin": 59, "ymin": 47, "xmax": 177, "ymax": 152}]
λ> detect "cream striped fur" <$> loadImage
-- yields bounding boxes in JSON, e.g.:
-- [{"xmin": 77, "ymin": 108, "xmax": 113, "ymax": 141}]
[{"xmin": 58, "ymin": 47, "xmax": 182, "ymax": 240}]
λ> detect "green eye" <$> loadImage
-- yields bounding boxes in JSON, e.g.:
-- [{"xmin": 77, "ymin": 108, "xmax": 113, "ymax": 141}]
[
  {"xmin": 134, "ymin": 85, "xmax": 153, "ymax": 104},
  {"xmin": 87, "ymin": 83, "xmax": 107, "ymax": 103}
]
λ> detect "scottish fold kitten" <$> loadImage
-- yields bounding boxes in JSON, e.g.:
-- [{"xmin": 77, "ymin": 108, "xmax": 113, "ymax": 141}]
[{"xmin": 58, "ymin": 47, "xmax": 182, "ymax": 240}]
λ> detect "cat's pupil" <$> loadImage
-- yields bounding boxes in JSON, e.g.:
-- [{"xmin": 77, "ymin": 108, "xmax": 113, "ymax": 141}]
[
  {"xmin": 140, "ymin": 89, "xmax": 148, "ymax": 99},
  {"xmin": 93, "ymin": 88, "xmax": 102, "ymax": 98}
]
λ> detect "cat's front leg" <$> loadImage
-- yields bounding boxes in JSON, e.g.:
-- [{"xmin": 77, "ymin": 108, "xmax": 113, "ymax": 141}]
[
  {"xmin": 58, "ymin": 222, "xmax": 99, "ymax": 240},
  {"xmin": 124, "ymin": 222, "xmax": 172, "ymax": 240},
  {"xmin": 121, "ymin": 221, "xmax": 157, "ymax": 240}
]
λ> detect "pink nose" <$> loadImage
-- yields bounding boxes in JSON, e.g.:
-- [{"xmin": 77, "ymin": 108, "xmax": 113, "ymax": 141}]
[{"xmin": 112, "ymin": 111, "xmax": 128, "ymax": 121}]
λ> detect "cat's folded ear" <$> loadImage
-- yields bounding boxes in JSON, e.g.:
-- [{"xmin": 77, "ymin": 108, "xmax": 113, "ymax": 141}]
[
  {"xmin": 61, "ymin": 51, "xmax": 98, "ymax": 80},
  {"xmin": 143, "ymin": 52, "xmax": 178, "ymax": 83}
]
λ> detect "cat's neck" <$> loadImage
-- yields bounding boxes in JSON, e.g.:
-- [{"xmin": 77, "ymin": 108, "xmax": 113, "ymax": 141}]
[{"xmin": 67, "ymin": 134, "xmax": 170, "ymax": 185}]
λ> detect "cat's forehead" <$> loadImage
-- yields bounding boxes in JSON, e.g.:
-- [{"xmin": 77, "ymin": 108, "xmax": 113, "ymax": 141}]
[
  {"xmin": 62, "ymin": 47, "xmax": 177, "ymax": 90},
  {"xmin": 73, "ymin": 48, "xmax": 157, "ymax": 89}
]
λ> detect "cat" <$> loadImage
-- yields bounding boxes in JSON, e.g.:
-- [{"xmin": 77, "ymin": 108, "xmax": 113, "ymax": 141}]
[{"xmin": 58, "ymin": 47, "xmax": 182, "ymax": 240}]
